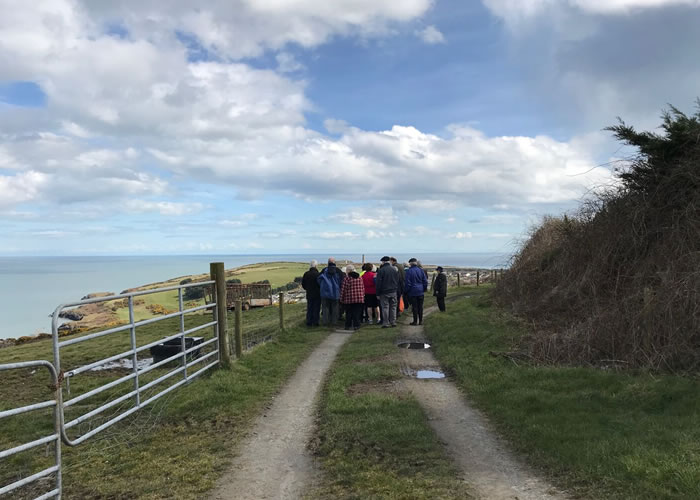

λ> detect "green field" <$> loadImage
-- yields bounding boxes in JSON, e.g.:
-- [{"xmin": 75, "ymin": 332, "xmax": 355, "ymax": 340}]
[
  {"xmin": 425, "ymin": 288, "xmax": 700, "ymax": 500},
  {"xmin": 113, "ymin": 261, "xmax": 309, "ymax": 323}
]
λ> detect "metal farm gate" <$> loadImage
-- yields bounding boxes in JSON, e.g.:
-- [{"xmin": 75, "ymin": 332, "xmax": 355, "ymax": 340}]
[{"xmin": 0, "ymin": 264, "xmax": 230, "ymax": 499}]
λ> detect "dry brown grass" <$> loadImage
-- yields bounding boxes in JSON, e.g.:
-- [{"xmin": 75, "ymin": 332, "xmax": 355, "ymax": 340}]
[{"xmin": 495, "ymin": 134, "xmax": 700, "ymax": 371}]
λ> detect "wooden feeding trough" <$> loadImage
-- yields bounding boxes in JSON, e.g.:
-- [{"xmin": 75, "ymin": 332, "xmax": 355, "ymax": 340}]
[{"xmin": 226, "ymin": 283, "xmax": 273, "ymax": 311}]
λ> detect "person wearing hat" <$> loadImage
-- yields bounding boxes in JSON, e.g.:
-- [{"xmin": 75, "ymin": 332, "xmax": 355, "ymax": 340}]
[
  {"xmin": 375, "ymin": 255, "xmax": 399, "ymax": 328},
  {"xmin": 301, "ymin": 260, "xmax": 321, "ymax": 326},
  {"xmin": 389, "ymin": 257, "xmax": 405, "ymax": 318},
  {"xmin": 433, "ymin": 266, "xmax": 447, "ymax": 312},
  {"xmin": 404, "ymin": 258, "xmax": 428, "ymax": 325}
]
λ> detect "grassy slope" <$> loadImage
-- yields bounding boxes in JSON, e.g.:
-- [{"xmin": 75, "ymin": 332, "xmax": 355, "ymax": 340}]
[
  {"xmin": 114, "ymin": 261, "xmax": 309, "ymax": 323},
  {"xmin": 425, "ymin": 287, "xmax": 700, "ymax": 500},
  {"xmin": 1, "ymin": 302, "xmax": 318, "ymax": 499},
  {"xmin": 311, "ymin": 296, "xmax": 473, "ymax": 500}
]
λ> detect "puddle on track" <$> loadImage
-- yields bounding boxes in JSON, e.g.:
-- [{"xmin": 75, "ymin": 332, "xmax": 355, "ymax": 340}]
[
  {"xmin": 397, "ymin": 342, "xmax": 431, "ymax": 349},
  {"xmin": 416, "ymin": 370, "xmax": 445, "ymax": 379}
]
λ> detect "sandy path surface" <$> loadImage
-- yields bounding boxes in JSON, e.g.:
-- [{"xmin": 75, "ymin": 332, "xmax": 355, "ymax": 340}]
[
  {"xmin": 401, "ymin": 305, "xmax": 567, "ymax": 500},
  {"xmin": 209, "ymin": 331, "xmax": 352, "ymax": 500}
]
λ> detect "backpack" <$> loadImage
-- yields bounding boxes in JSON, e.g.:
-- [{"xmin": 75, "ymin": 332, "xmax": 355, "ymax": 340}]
[{"xmin": 318, "ymin": 270, "xmax": 340, "ymax": 299}]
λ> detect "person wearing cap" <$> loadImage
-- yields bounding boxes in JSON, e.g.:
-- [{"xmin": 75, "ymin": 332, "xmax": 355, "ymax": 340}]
[
  {"xmin": 389, "ymin": 257, "xmax": 405, "ymax": 318},
  {"xmin": 405, "ymin": 258, "xmax": 428, "ymax": 325},
  {"xmin": 375, "ymin": 256, "xmax": 399, "ymax": 328},
  {"xmin": 301, "ymin": 260, "xmax": 321, "ymax": 326},
  {"xmin": 433, "ymin": 266, "xmax": 447, "ymax": 312}
]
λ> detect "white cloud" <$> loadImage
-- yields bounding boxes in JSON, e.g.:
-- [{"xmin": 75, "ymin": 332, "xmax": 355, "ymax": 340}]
[
  {"xmin": 31, "ymin": 230, "xmax": 77, "ymax": 238},
  {"xmin": 125, "ymin": 200, "xmax": 203, "ymax": 216},
  {"xmin": 276, "ymin": 52, "xmax": 304, "ymax": 73},
  {"xmin": 450, "ymin": 232, "xmax": 473, "ymax": 239},
  {"xmin": 219, "ymin": 213, "xmax": 259, "ymax": 227},
  {"xmin": 327, "ymin": 207, "xmax": 398, "ymax": 228},
  {"xmin": 257, "ymin": 230, "xmax": 297, "ymax": 238},
  {"xmin": 82, "ymin": 0, "xmax": 434, "ymax": 59},
  {"xmin": 0, "ymin": 0, "xmax": 613, "ymax": 219},
  {"xmin": 394, "ymin": 200, "xmax": 460, "ymax": 213},
  {"xmin": 483, "ymin": 0, "xmax": 700, "ymax": 22},
  {"xmin": 0, "ymin": 171, "xmax": 48, "ymax": 209},
  {"xmin": 316, "ymin": 231, "xmax": 360, "ymax": 240},
  {"xmin": 416, "ymin": 25, "xmax": 446, "ymax": 44}
]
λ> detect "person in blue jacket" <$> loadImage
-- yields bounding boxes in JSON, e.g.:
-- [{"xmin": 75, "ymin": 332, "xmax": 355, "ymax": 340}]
[
  {"xmin": 404, "ymin": 258, "xmax": 428, "ymax": 325},
  {"xmin": 317, "ymin": 257, "xmax": 343, "ymax": 326}
]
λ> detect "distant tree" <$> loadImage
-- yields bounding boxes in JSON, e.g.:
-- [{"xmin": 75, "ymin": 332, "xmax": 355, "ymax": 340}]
[{"xmin": 179, "ymin": 278, "xmax": 193, "ymax": 285}]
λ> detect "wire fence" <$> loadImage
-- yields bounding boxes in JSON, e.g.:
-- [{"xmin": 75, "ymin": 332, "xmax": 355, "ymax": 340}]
[{"xmin": 227, "ymin": 297, "xmax": 306, "ymax": 352}]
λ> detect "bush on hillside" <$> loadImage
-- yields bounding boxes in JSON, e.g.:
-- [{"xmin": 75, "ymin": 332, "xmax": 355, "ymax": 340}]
[
  {"xmin": 496, "ymin": 103, "xmax": 700, "ymax": 371},
  {"xmin": 183, "ymin": 286, "xmax": 206, "ymax": 301}
]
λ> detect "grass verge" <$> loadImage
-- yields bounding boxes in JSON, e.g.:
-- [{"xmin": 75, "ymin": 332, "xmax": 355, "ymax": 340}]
[
  {"xmin": 311, "ymin": 312, "xmax": 473, "ymax": 499},
  {"xmin": 425, "ymin": 287, "xmax": 700, "ymax": 500}
]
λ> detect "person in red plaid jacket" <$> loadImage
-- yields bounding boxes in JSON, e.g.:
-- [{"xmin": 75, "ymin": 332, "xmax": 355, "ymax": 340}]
[{"xmin": 340, "ymin": 264, "xmax": 365, "ymax": 330}]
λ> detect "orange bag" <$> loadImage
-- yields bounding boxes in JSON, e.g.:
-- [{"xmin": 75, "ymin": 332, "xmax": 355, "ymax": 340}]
[{"xmin": 398, "ymin": 296, "xmax": 405, "ymax": 312}]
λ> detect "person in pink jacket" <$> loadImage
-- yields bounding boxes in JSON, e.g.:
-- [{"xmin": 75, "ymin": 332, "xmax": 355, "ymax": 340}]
[{"xmin": 361, "ymin": 263, "xmax": 379, "ymax": 324}]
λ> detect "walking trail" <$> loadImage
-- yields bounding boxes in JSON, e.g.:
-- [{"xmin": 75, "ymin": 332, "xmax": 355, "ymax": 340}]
[
  {"xmin": 401, "ymin": 304, "xmax": 567, "ymax": 500},
  {"xmin": 209, "ymin": 331, "xmax": 351, "ymax": 500}
]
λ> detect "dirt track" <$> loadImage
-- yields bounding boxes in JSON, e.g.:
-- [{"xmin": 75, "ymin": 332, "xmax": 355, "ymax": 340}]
[
  {"xmin": 208, "ymin": 331, "xmax": 351, "ymax": 500},
  {"xmin": 401, "ymin": 305, "xmax": 566, "ymax": 500}
]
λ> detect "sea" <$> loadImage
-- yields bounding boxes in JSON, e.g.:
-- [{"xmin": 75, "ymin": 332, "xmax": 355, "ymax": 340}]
[{"xmin": 0, "ymin": 253, "xmax": 509, "ymax": 339}]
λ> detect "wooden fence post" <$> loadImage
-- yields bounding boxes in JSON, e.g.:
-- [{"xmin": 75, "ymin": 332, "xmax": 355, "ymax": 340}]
[
  {"xmin": 476, "ymin": 270, "xmax": 480, "ymax": 287},
  {"xmin": 234, "ymin": 299, "xmax": 243, "ymax": 358},
  {"xmin": 210, "ymin": 262, "xmax": 230, "ymax": 367},
  {"xmin": 457, "ymin": 273, "xmax": 460, "ymax": 287},
  {"xmin": 279, "ymin": 292, "xmax": 285, "ymax": 331}
]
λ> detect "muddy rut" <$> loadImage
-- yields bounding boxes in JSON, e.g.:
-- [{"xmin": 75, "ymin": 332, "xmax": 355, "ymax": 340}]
[{"xmin": 401, "ymin": 304, "xmax": 567, "ymax": 500}]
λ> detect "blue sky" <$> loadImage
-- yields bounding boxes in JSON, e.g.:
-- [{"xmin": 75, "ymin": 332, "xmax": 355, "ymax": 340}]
[{"xmin": 1, "ymin": 0, "xmax": 699, "ymax": 256}]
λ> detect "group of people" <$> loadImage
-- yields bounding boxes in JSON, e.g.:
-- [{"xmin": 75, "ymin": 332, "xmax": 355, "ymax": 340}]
[{"xmin": 301, "ymin": 256, "xmax": 448, "ymax": 331}]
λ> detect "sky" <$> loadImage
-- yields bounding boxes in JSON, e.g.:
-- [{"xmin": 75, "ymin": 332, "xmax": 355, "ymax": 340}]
[{"xmin": 1, "ymin": 0, "xmax": 699, "ymax": 256}]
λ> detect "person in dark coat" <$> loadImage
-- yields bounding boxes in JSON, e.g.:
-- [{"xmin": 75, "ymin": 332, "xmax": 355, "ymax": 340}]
[
  {"xmin": 301, "ymin": 260, "xmax": 321, "ymax": 326},
  {"xmin": 390, "ymin": 257, "xmax": 405, "ymax": 317},
  {"xmin": 433, "ymin": 266, "xmax": 447, "ymax": 312},
  {"xmin": 375, "ymin": 256, "xmax": 399, "ymax": 328},
  {"xmin": 404, "ymin": 258, "xmax": 428, "ymax": 325}
]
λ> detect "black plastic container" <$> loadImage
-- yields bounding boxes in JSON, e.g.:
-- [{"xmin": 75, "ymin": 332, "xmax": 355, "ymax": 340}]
[{"xmin": 150, "ymin": 336, "xmax": 204, "ymax": 364}]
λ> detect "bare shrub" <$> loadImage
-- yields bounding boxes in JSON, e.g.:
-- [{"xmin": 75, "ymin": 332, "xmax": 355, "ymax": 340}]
[{"xmin": 495, "ymin": 103, "xmax": 700, "ymax": 371}]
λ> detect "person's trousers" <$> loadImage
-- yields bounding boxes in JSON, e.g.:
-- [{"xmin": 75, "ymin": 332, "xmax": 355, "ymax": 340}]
[
  {"xmin": 306, "ymin": 296, "xmax": 321, "ymax": 326},
  {"xmin": 396, "ymin": 290, "xmax": 402, "ymax": 316},
  {"xmin": 379, "ymin": 293, "xmax": 397, "ymax": 326},
  {"xmin": 436, "ymin": 295, "xmax": 446, "ymax": 312},
  {"xmin": 321, "ymin": 298, "xmax": 339, "ymax": 326},
  {"xmin": 344, "ymin": 303, "xmax": 363, "ymax": 329},
  {"xmin": 410, "ymin": 295, "xmax": 425, "ymax": 324}
]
